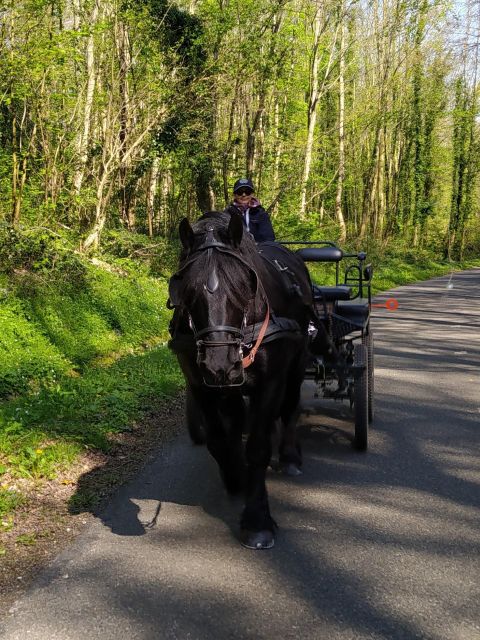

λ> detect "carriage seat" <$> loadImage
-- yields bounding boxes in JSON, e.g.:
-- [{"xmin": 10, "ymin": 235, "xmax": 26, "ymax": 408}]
[
  {"xmin": 313, "ymin": 285, "xmax": 352, "ymax": 302},
  {"xmin": 335, "ymin": 299, "xmax": 370, "ymax": 326}
]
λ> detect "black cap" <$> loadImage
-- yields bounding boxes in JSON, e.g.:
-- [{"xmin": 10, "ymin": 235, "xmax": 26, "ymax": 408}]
[{"xmin": 233, "ymin": 178, "xmax": 254, "ymax": 193}]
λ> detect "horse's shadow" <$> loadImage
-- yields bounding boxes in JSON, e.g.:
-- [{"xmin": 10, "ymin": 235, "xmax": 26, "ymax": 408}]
[
  {"xmin": 70, "ymin": 404, "xmax": 356, "ymax": 543},
  {"xmin": 72, "ymin": 432, "xmax": 247, "ymax": 540}
]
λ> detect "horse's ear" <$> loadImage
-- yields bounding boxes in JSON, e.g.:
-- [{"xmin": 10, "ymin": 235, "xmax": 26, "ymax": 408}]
[
  {"xmin": 228, "ymin": 213, "xmax": 243, "ymax": 247},
  {"xmin": 179, "ymin": 218, "xmax": 194, "ymax": 250}
]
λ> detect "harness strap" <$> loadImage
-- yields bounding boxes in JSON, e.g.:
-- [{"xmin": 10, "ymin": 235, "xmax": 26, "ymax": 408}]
[
  {"xmin": 196, "ymin": 325, "xmax": 243, "ymax": 340},
  {"xmin": 242, "ymin": 304, "xmax": 270, "ymax": 368},
  {"xmin": 245, "ymin": 315, "xmax": 301, "ymax": 340}
]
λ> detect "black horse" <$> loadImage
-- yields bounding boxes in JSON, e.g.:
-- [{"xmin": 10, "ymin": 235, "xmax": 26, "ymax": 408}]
[{"xmin": 168, "ymin": 211, "xmax": 320, "ymax": 549}]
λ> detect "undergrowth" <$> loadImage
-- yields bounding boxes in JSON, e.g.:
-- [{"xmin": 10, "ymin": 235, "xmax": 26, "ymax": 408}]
[{"xmin": 0, "ymin": 229, "xmax": 184, "ymax": 528}]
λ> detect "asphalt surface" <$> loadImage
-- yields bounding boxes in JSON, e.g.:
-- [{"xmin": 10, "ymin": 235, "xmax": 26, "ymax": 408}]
[{"xmin": 2, "ymin": 269, "xmax": 480, "ymax": 640}]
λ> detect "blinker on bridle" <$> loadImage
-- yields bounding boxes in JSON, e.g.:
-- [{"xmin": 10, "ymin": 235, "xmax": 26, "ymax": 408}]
[{"xmin": 169, "ymin": 225, "xmax": 270, "ymax": 384}]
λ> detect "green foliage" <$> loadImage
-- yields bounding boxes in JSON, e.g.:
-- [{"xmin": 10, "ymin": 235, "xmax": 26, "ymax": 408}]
[
  {"xmin": 27, "ymin": 294, "xmax": 121, "ymax": 365},
  {"xmin": 0, "ymin": 257, "xmax": 172, "ymax": 397},
  {"xmin": 148, "ymin": 240, "xmax": 181, "ymax": 277},
  {"xmin": 0, "ymin": 419, "xmax": 79, "ymax": 480},
  {"xmin": 0, "ymin": 226, "xmax": 85, "ymax": 283},
  {"xmin": 0, "ymin": 346, "xmax": 183, "ymax": 482},
  {"xmin": 275, "ymin": 209, "xmax": 341, "ymax": 244},
  {"xmin": 86, "ymin": 268, "xmax": 171, "ymax": 345},
  {"xmin": 0, "ymin": 297, "xmax": 71, "ymax": 398},
  {"xmin": 102, "ymin": 229, "xmax": 159, "ymax": 259},
  {"xmin": 0, "ymin": 488, "xmax": 25, "ymax": 519},
  {"xmin": 137, "ymin": 0, "xmax": 207, "ymax": 73},
  {"xmin": 102, "ymin": 229, "xmax": 180, "ymax": 276},
  {"xmin": 0, "ymin": 254, "xmax": 183, "ymax": 519},
  {"xmin": 16, "ymin": 533, "xmax": 37, "ymax": 546}
]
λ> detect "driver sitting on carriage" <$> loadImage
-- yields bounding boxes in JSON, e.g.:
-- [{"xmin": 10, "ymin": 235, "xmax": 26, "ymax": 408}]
[{"xmin": 225, "ymin": 178, "xmax": 275, "ymax": 243}]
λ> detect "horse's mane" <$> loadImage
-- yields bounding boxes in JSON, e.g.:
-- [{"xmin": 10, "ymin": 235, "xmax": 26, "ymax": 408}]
[{"xmin": 180, "ymin": 210, "xmax": 256, "ymax": 254}]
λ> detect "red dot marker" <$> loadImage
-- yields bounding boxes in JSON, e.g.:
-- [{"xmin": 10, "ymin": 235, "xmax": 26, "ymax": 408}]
[{"xmin": 372, "ymin": 298, "xmax": 399, "ymax": 311}]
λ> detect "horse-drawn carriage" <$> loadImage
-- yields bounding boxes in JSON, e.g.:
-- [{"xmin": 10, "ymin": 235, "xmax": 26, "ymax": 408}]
[
  {"xmin": 286, "ymin": 241, "xmax": 374, "ymax": 452},
  {"xmin": 168, "ymin": 212, "xmax": 374, "ymax": 549}
]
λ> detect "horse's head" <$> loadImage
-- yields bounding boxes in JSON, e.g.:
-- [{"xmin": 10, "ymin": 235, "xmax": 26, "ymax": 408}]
[{"xmin": 170, "ymin": 213, "xmax": 262, "ymax": 387}]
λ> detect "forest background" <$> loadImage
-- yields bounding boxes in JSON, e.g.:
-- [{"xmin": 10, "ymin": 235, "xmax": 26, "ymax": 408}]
[
  {"xmin": 0, "ymin": 0, "xmax": 480, "ymax": 565},
  {"xmin": 1, "ymin": 0, "xmax": 479, "ymax": 256}
]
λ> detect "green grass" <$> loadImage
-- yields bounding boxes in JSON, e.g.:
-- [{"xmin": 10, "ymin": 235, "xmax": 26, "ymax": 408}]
[
  {"xmin": 0, "ymin": 256, "xmax": 184, "ymax": 522},
  {"xmin": 0, "ymin": 346, "xmax": 183, "ymax": 480},
  {"xmin": 0, "ymin": 297, "xmax": 71, "ymax": 397},
  {"xmin": 0, "ymin": 488, "xmax": 25, "ymax": 519},
  {"xmin": 22, "ymin": 266, "xmax": 172, "ymax": 368}
]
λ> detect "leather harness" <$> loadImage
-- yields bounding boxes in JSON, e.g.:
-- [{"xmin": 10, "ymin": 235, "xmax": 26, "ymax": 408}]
[{"xmin": 168, "ymin": 227, "xmax": 301, "ymax": 371}]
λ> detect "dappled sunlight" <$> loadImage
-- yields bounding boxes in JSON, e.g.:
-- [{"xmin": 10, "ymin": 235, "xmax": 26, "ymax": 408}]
[
  {"xmin": 275, "ymin": 487, "xmax": 479, "ymax": 546},
  {"xmin": 422, "ymin": 443, "xmax": 480, "ymax": 486}
]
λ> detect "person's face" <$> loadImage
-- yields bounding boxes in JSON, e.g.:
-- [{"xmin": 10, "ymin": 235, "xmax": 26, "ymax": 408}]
[{"xmin": 234, "ymin": 188, "xmax": 253, "ymax": 203}]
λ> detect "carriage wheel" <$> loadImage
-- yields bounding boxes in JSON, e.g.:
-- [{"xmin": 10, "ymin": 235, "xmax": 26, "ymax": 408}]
[
  {"xmin": 362, "ymin": 329, "xmax": 375, "ymax": 423},
  {"xmin": 186, "ymin": 386, "xmax": 206, "ymax": 445},
  {"xmin": 353, "ymin": 343, "xmax": 368, "ymax": 451}
]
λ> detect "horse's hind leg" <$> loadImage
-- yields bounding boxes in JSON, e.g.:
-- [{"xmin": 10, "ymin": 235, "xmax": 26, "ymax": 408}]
[
  {"xmin": 278, "ymin": 364, "xmax": 304, "ymax": 476},
  {"xmin": 185, "ymin": 384, "xmax": 206, "ymax": 445},
  {"xmin": 279, "ymin": 407, "xmax": 302, "ymax": 476}
]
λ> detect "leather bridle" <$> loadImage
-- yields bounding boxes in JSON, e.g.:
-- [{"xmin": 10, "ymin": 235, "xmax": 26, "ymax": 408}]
[{"xmin": 168, "ymin": 226, "xmax": 270, "ymax": 376}]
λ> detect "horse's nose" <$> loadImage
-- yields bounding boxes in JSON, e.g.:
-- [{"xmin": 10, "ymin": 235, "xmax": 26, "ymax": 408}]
[
  {"xmin": 226, "ymin": 359, "xmax": 244, "ymax": 384},
  {"xmin": 199, "ymin": 345, "xmax": 244, "ymax": 386}
]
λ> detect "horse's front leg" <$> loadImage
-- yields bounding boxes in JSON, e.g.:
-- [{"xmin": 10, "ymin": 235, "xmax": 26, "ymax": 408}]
[
  {"xmin": 194, "ymin": 389, "xmax": 246, "ymax": 495},
  {"xmin": 240, "ymin": 395, "xmax": 277, "ymax": 549}
]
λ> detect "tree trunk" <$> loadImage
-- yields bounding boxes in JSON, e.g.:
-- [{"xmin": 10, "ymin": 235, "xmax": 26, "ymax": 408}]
[
  {"xmin": 146, "ymin": 157, "xmax": 160, "ymax": 237},
  {"xmin": 299, "ymin": 5, "xmax": 323, "ymax": 219},
  {"xmin": 82, "ymin": 167, "xmax": 112, "ymax": 251},
  {"xmin": 335, "ymin": 6, "xmax": 347, "ymax": 241},
  {"xmin": 118, "ymin": 18, "xmax": 133, "ymax": 228},
  {"xmin": 272, "ymin": 96, "xmax": 283, "ymax": 219},
  {"xmin": 73, "ymin": 2, "xmax": 98, "ymax": 195}
]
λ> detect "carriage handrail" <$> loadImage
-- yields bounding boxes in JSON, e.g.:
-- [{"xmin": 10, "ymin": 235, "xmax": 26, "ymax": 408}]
[{"xmin": 278, "ymin": 240, "xmax": 372, "ymax": 302}]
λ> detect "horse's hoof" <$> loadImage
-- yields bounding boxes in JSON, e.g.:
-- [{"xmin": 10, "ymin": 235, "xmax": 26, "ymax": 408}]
[
  {"xmin": 240, "ymin": 529, "xmax": 275, "ymax": 550},
  {"xmin": 280, "ymin": 462, "xmax": 303, "ymax": 477}
]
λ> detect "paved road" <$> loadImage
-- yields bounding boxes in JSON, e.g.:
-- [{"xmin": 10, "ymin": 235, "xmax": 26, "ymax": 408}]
[{"xmin": 2, "ymin": 270, "xmax": 479, "ymax": 640}]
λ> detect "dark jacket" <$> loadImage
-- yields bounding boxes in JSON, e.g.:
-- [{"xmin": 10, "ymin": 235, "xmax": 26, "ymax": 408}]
[{"xmin": 225, "ymin": 203, "xmax": 275, "ymax": 243}]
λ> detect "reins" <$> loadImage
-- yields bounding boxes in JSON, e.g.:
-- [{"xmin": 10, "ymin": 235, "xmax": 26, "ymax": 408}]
[{"xmin": 242, "ymin": 304, "xmax": 270, "ymax": 368}]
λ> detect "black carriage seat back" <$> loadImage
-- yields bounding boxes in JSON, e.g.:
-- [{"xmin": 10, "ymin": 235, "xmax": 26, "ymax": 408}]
[
  {"xmin": 297, "ymin": 246, "xmax": 351, "ymax": 301},
  {"xmin": 335, "ymin": 298, "xmax": 370, "ymax": 327},
  {"xmin": 296, "ymin": 246, "xmax": 343, "ymax": 262}
]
